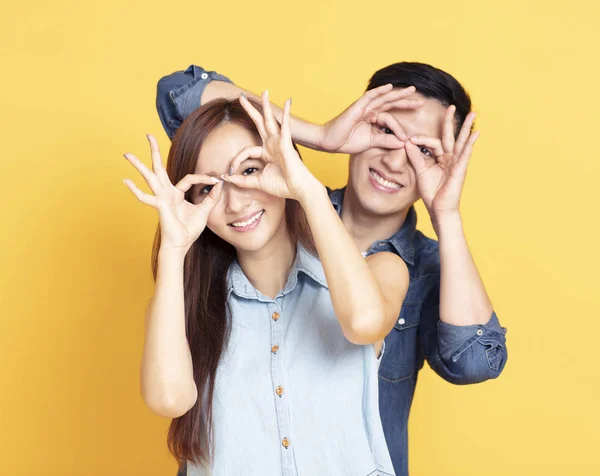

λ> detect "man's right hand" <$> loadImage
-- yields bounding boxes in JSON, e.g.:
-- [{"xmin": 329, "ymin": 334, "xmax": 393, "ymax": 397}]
[{"xmin": 318, "ymin": 84, "xmax": 423, "ymax": 154}]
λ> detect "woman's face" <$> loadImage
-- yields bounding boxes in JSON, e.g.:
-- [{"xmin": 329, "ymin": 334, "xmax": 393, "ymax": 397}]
[{"xmin": 190, "ymin": 122, "xmax": 288, "ymax": 253}]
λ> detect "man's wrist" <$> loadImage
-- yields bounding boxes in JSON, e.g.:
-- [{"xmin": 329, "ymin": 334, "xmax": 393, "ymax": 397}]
[{"xmin": 430, "ymin": 210, "xmax": 464, "ymax": 238}]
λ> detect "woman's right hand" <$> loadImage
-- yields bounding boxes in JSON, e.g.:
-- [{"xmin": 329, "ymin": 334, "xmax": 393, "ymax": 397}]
[{"xmin": 123, "ymin": 134, "xmax": 223, "ymax": 252}]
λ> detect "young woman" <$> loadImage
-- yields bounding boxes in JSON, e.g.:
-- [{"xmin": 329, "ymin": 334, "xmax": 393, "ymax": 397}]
[{"xmin": 123, "ymin": 93, "xmax": 409, "ymax": 476}]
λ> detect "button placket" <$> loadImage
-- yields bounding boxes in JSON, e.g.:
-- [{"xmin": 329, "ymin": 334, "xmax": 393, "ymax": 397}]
[{"xmin": 268, "ymin": 302, "xmax": 295, "ymax": 474}]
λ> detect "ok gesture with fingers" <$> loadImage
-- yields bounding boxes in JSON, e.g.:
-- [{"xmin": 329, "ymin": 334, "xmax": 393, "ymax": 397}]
[{"xmin": 123, "ymin": 134, "xmax": 223, "ymax": 252}]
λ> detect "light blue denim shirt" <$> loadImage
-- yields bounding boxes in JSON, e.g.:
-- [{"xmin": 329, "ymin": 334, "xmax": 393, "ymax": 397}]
[{"xmin": 185, "ymin": 243, "xmax": 395, "ymax": 476}]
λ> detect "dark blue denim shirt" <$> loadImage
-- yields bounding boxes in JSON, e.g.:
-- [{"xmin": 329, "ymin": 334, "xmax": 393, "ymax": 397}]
[{"xmin": 156, "ymin": 66, "xmax": 508, "ymax": 476}]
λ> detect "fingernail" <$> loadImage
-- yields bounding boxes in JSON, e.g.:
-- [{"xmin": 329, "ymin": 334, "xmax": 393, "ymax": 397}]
[
  {"xmin": 289, "ymin": 98, "xmax": 292, "ymax": 106},
  {"xmin": 240, "ymin": 92, "xmax": 246, "ymax": 99},
  {"xmin": 265, "ymin": 89, "xmax": 269, "ymax": 97},
  {"xmin": 123, "ymin": 153, "xmax": 128, "ymax": 159},
  {"xmin": 229, "ymin": 166, "xmax": 233, "ymax": 176},
  {"xmin": 122, "ymin": 178, "xmax": 128, "ymax": 185},
  {"xmin": 221, "ymin": 174, "xmax": 230, "ymax": 181},
  {"xmin": 211, "ymin": 177, "xmax": 220, "ymax": 183}
]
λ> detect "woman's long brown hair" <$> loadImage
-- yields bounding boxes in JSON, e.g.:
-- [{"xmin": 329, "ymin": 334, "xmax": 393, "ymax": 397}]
[{"xmin": 150, "ymin": 98, "xmax": 316, "ymax": 466}]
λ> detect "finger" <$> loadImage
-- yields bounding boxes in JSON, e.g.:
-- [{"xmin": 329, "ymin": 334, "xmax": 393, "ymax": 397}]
[
  {"xmin": 458, "ymin": 131, "xmax": 480, "ymax": 166},
  {"xmin": 442, "ymin": 105, "xmax": 456, "ymax": 153},
  {"xmin": 123, "ymin": 178, "xmax": 157, "ymax": 207},
  {"xmin": 262, "ymin": 90, "xmax": 280, "ymax": 136},
  {"xmin": 281, "ymin": 98, "xmax": 291, "ymax": 141},
  {"xmin": 239, "ymin": 93, "xmax": 268, "ymax": 140},
  {"xmin": 375, "ymin": 99, "xmax": 424, "ymax": 113},
  {"xmin": 370, "ymin": 111, "xmax": 408, "ymax": 142},
  {"xmin": 371, "ymin": 133, "xmax": 404, "ymax": 150},
  {"xmin": 404, "ymin": 141, "xmax": 430, "ymax": 175},
  {"xmin": 146, "ymin": 134, "xmax": 169, "ymax": 181},
  {"xmin": 365, "ymin": 86, "xmax": 418, "ymax": 112},
  {"xmin": 455, "ymin": 112, "xmax": 477, "ymax": 155},
  {"xmin": 408, "ymin": 135, "xmax": 444, "ymax": 157},
  {"xmin": 175, "ymin": 174, "xmax": 221, "ymax": 193},
  {"xmin": 198, "ymin": 180, "xmax": 223, "ymax": 215},
  {"xmin": 221, "ymin": 173, "xmax": 262, "ymax": 191},
  {"xmin": 123, "ymin": 153, "xmax": 161, "ymax": 193},
  {"xmin": 363, "ymin": 83, "xmax": 394, "ymax": 99},
  {"xmin": 229, "ymin": 146, "xmax": 264, "ymax": 176}
]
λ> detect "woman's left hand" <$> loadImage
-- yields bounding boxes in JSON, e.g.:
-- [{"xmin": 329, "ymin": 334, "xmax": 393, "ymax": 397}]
[
  {"xmin": 404, "ymin": 106, "xmax": 479, "ymax": 217},
  {"xmin": 223, "ymin": 92, "xmax": 323, "ymax": 202}
]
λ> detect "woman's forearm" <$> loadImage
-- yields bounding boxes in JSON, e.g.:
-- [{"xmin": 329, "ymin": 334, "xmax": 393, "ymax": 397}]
[
  {"xmin": 140, "ymin": 247, "xmax": 197, "ymax": 417},
  {"xmin": 299, "ymin": 186, "xmax": 391, "ymax": 345}
]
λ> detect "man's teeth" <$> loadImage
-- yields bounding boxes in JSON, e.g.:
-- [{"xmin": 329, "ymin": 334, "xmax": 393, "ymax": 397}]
[
  {"xmin": 370, "ymin": 170, "xmax": 402, "ymax": 190},
  {"xmin": 231, "ymin": 211, "xmax": 264, "ymax": 228}
]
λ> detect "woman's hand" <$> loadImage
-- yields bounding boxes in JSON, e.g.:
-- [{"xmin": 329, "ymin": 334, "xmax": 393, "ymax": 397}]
[
  {"xmin": 223, "ymin": 92, "xmax": 324, "ymax": 203},
  {"xmin": 404, "ymin": 106, "xmax": 479, "ymax": 218},
  {"xmin": 123, "ymin": 134, "xmax": 223, "ymax": 252}
]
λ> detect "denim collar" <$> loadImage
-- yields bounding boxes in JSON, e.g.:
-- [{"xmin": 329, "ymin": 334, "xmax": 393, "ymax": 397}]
[
  {"xmin": 329, "ymin": 187, "xmax": 417, "ymax": 266},
  {"xmin": 228, "ymin": 242, "xmax": 327, "ymax": 300}
]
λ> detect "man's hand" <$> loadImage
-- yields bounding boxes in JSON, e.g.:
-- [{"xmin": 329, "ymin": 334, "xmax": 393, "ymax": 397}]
[
  {"xmin": 404, "ymin": 106, "xmax": 479, "ymax": 218},
  {"xmin": 318, "ymin": 84, "xmax": 423, "ymax": 154}
]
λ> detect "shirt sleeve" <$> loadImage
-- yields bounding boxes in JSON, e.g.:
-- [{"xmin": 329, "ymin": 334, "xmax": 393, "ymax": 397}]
[
  {"xmin": 419, "ymin": 286, "xmax": 508, "ymax": 385},
  {"xmin": 156, "ymin": 64, "xmax": 233, "ymax": 140}
]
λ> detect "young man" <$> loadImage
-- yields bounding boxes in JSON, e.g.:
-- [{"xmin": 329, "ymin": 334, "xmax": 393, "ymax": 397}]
[{"xmin": 155, "ymin": 62, "xmax": 508, "ymax": 476}]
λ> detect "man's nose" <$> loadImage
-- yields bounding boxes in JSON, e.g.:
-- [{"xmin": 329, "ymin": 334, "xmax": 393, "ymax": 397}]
[{"xmin": 381, "ymin": 147, "xmax": 408, "ymax": 173}]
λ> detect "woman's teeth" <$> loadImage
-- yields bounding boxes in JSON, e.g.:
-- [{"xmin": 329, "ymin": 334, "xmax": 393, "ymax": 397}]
[
  {"xmin": 370, "ymin": 169, "xmax": 402, "ymax": 190},
  {"xmin": 230, "ymin": 210, "xmax": 264, "ymax": 228}
]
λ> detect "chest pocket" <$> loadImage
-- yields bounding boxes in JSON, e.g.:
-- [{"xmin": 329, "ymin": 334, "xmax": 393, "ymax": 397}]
[{"xmin": 378, "ymin": 302, "xmax": 422, "ymax": 383}]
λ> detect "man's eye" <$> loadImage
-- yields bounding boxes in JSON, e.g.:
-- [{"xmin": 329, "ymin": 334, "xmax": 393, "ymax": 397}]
[
  {"xmin": 380, "ymin": 126, "xmax": 394, "ymax": 135},
  {"xmin": 419, "ymin": 146, "xmax": 432, "ymax": 157},
  {"xmin": 200, "ymin": 184, "xmax": 214, "ymax": 195},
  {"xmin": 243, "ymin": 167, "xmax": 259, "ymax": 176}
]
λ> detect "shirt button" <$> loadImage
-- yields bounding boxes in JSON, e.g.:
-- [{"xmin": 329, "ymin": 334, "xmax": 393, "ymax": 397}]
[
  {"xmin": 275, "ymin": 386, "xmax": 284, "ymax": 397},
  {"xmin": 200, "ymin": 72, "xmax": 209, "ymax": 80},
  {"xmin": 271, "ymin": 345, "xmax": 279, "ymax": 354},
  {"xmin": 282, "ymin": 437, "xmax": 290, "ymax": 448},
  {"xmin": 476, "ymin": 329, "xmax": 483, "ymax": 336},
  {"xmin": 398, "ymin": 318, "xmax": 406, "ymax": 325},
  {"xmin": 272, "ymin": 312, "xmax": 280, "ymax": 321}
]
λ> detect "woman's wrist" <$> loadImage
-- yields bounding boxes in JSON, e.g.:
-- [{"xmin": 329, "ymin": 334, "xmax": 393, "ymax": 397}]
[{"xmin": 297, "ymin": 182, "xmax": 329, "ymax": 210}]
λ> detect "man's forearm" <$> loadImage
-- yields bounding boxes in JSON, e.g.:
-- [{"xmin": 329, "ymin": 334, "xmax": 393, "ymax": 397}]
[
  {"xmin": 201, "ymin": 81, "xmax": 325, "ymax": 149},
  {"xmin": 434, "ymin": 212, "xmax": 494, "ymax": 326}
]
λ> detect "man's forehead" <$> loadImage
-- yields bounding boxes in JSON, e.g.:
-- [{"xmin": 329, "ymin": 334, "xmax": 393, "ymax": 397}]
[{"xmin": 387, "ymin": 96, "xmax": 446, "ymax": 138}]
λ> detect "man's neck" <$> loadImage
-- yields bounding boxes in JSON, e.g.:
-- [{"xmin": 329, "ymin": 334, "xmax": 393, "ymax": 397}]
[
  {"xmin": 236, "ymin": 221, "xmax": 296, "ymax": 300},
  {"xmin": 340, "ymin": 188, "xmax": 409, "ymax": 254}
]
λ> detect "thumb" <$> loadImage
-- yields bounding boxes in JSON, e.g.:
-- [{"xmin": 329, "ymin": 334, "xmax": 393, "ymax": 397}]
[
  {"xmin": 197, "ymin": 180, "xmax": 224, "ymax": 217},
  {"xmin": 221, "ymin": 173, "xmax": 263, "ymax": 191},
  {"xmin": 405, "ymin": 141, "xmax": 429, "ymax": 175}
]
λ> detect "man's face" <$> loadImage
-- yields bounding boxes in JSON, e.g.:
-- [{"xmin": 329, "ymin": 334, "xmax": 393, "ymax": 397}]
[{"xmin": 347, "ymin": 92, "xmax": 448, "ymax": 217}]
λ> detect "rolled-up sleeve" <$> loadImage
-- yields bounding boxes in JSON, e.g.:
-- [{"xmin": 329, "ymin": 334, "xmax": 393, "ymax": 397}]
[
  {"xmin": 420, "ymin": 295, "xmax": 508, "ymax": 385},
  {"xmin": 156, "ymin": 64, "xmax": 233, "ymax": 140}
]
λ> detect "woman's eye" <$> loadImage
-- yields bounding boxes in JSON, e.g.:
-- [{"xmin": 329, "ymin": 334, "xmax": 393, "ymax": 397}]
[
  {"xmin": 380, "ymin": 126, "xmax": 394, "ymax": 135},
  {"xmin": 242, "ymin": 167, "xmax": 259, "ymax": 176},
  {"xmin": 419, "ymin": 146, "xmax": 432, "ymax": 157},
  {"xmin": 200, "ymin": 184, "xmax": 214, "ymax": 195}
]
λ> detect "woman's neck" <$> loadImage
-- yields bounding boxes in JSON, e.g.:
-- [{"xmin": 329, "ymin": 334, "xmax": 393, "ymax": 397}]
[{"xmin": 236, "ymin": 222, "xmax": 296, "ymax": 300}]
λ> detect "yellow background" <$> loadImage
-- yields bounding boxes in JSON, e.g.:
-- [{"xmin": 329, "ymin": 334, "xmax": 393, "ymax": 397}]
[{"xmin": 1, "ymin": 0, "xmax": 598, "ymax": 474}]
